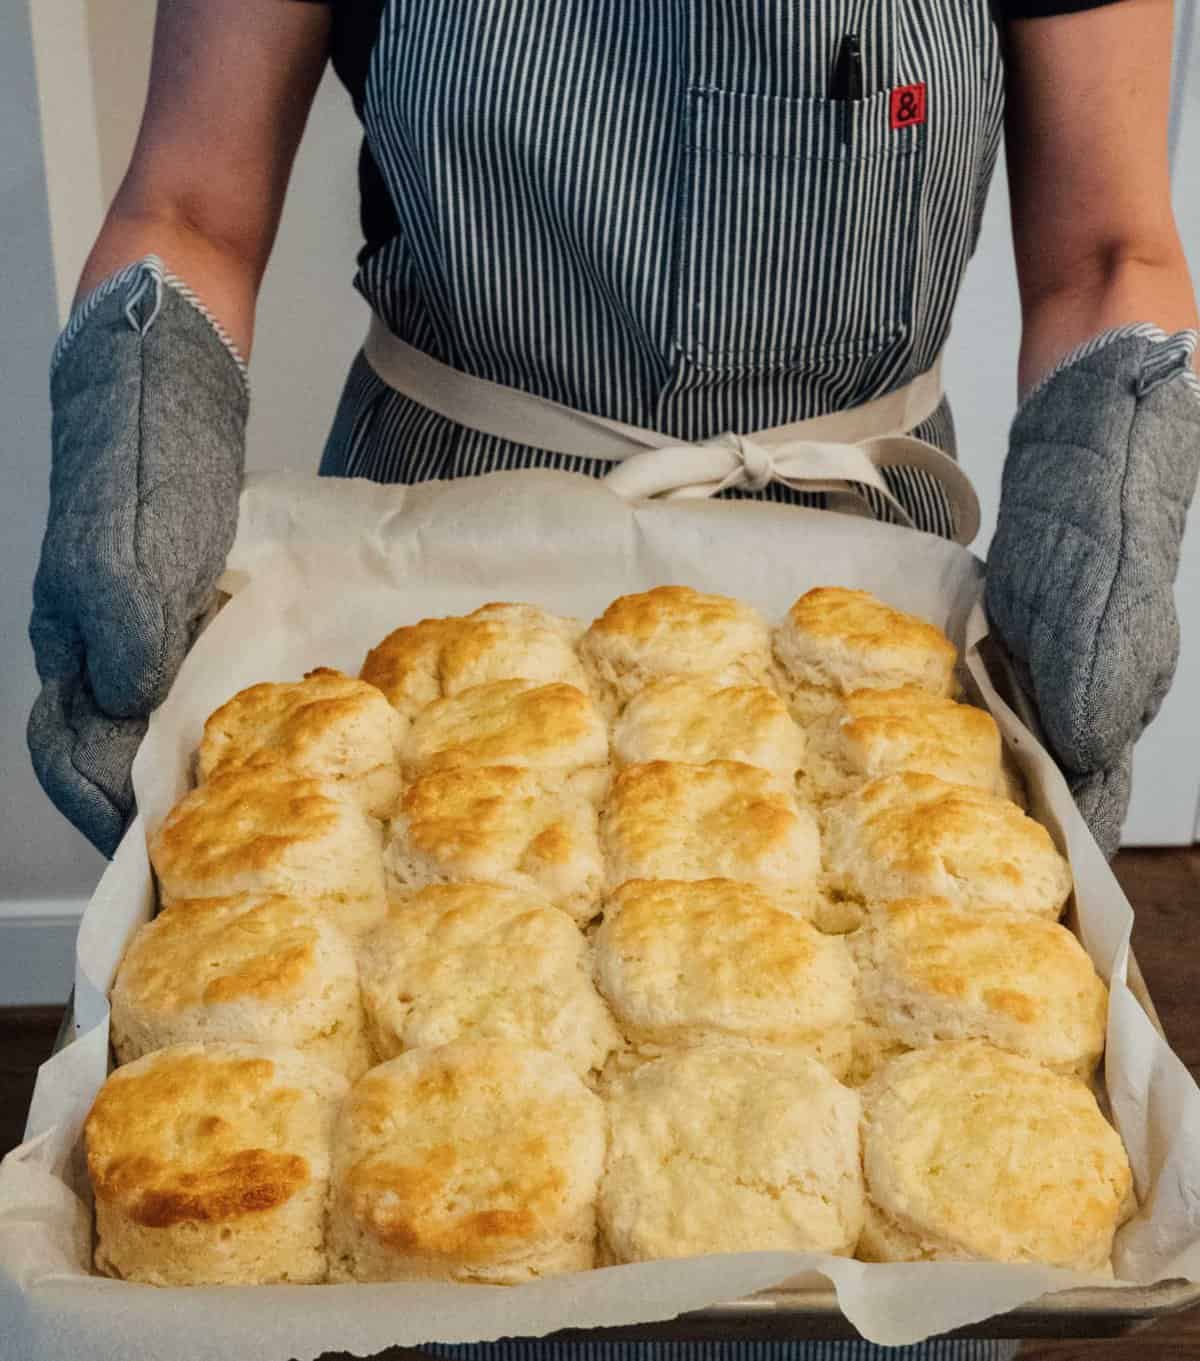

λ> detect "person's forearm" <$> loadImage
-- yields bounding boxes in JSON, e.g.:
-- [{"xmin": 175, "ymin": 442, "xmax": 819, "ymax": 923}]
[
  {"xmin": 1017, "ymin": 243, "xmax": 1200, "ymax": 398},
  {"xmin": 69, "ymin": 0, "xmax": 331, "ymax": 364},
  {"xmin": 75, "ymin": 201, "xmax": 260, "ymax": 361},
  {"xmin": 1002, "ymin": 0, "xmax": 1197, "ymax": 399}
]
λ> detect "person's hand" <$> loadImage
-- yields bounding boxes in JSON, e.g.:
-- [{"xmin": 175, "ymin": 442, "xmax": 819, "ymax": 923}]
[
  {"xmin": 986, "ymin": 329, "xmax": 1200, "ymax": 857},
  {"xmin": 28, "ymin": 259, "xmax": 247, "ymax": 856}
]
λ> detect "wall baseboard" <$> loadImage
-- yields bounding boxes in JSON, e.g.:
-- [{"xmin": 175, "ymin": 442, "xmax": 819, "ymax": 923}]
[{"xmin": 0, "ymin": 901, "xmax": 84, "ymax": 1006}]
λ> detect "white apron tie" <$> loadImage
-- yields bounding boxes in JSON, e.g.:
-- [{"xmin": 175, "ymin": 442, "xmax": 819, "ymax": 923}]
[{"xmin": 363, "ymin": 315, "xmax": 981, "ymax": 545}]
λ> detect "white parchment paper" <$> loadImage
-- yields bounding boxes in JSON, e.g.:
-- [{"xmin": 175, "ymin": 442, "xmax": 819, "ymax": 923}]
[{"xmin": 3, "ymin": 470, "xmax": 1199, "ymax": 1360}]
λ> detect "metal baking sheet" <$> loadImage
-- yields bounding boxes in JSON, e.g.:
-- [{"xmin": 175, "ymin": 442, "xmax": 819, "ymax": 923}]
[{"xmin": 550, "ymin": 1278, "xmax": 1200, "ymax": 1341}]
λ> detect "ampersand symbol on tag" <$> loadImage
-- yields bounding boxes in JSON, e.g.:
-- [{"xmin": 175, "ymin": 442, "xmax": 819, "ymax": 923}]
[{"xmin": 890, "ymin": 82, "xmax": 927, "ymax": 131}]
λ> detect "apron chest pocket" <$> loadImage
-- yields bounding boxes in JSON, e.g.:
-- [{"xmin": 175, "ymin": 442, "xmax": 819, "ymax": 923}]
[{"xmin": 673, "ymin": 85, "xmax": 927, "ymax": 374}]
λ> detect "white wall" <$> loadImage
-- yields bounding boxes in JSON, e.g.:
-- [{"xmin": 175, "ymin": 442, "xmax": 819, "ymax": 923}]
[
  {"xmin": 0, "ymin": 1, "xmax": 104, "ymax": 1004},
  {"xmin": 85, "ymin": 0, "xmax": 154, "ymax": 210},
  {"xmin": 1132, "ymin": 7, "xmax": 1200, "ymax": 843},
  {"xmin": 242, "ymin": 77, "xmax": 366, "ymax": 476},
  {"xmin": 0, "ymin": 2, "xmax": 106, "ymax": 901}
]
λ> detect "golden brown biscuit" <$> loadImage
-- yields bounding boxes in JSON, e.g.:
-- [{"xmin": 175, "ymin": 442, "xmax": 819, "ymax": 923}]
[
  {"xmin": 612, "ymin": 677, "xmax": 806, "ymax": 782},
  {"xmin": 774, "ymin": 588, "xmax": 957, "ymax": 721},
  {"xmin": 329, "ymin": 1041, "xmax": 606, "ymax": 1282},
  {"xmin": 581, "ymin": 586, "xmax": 774, "ymax": 713},
  {"xmin": 821, "ymin": 773, "xmax": 1072, "ymax": 919},
  {"xmin": 197, "ymin": 668, "xmax": 405, "ymax": 816},
  {"xmin": 594, "ymin": 879, "xmax": 855, "ymax": 1075},
  {"xmin": 859, "ymin": 1040, "xmax": 1132, "ymax": 1270},
  {"xmin": 110, "ymin": 895, "xmax": 373, "ymax": 1078},
  {"xmin": 360, "ymin": 603, "xmax": 588, "ymax": 723},
  {"xmin": 385, "ymin": 765, "xmax": 605, "ymax": 923},
  {"xmin": 804, "ymin": 686, "xmax": 1003, "ymax": 799},
  {"xmin": 600, "ymin": 1045, "xmax": 864, "ymax": 1261},
  {"xmin": 358, "ymin": 883, "xmax": 619, "ymax": 1075},
  {"xmin": 404, "ymin": 679, "xmax": 608, "ymax": 779},
  {"xmin": 850, "ymin": 898, "xmax": 1107, "ymax": 1083},
  {"xmin": 86, "ymin": 1042, "xmax": 346, "ymax": 1285},
  {"xmin": 150, "ymin": 768, "xmax": 387, "ymax": 935},
  {"xmin": 602, "ymin": 761, "xmax": 821, "ymax": 895}
]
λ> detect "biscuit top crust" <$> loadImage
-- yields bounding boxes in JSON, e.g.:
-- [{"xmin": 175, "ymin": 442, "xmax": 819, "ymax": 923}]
[
  {"xmin": 612, "ymin": 677, "xmax": 805, "ymax": 776},
  {"xmin": 361, "ymin": 604, "xmax": 587, "ymax": 721},
  {"xmin": 822, "ymin": 773, "xmax": 1073, "ymax": 918},
  {"xmin": 153, "ymin": 770, "xmax": 355, "ymax": 886},
  {"xmin": 604, "ymin": 760, "xmax": 820, "ymax": 888},
  {"xmin": 358, "ymin": 883, "xmax": 619, "ymax": 1070},
  {"xmin": 816, "ymin": 686, "xmax": 1001, "ymax": 791},
  {"xmin": 854, "ymin": 898, "xmax": 1108, "ymax": 1071},
  {"xmin": 151, "ymin": 767, "xmax": 378, "ymax": 903},
  {"xmin": 777, "ymin": 588, "xmax": 957, "ymax": 695},
  {"xmin": 335, "ymin": 1042, "xmax": 605, "ymax": 1262},
  {"xmin": 197, "ymin": 668, "xmax": 404, "ymax": 782},
  {"xmin": 861, "ymin": 1040, "xmax": 1131, "ymax": 1270},
  {"xmin": 113, "ymin": 896, "xmax": 336, "ymax": 1013},
  {"xmin": 584, "ymin": 586, "xmax": 772, "ymax": 681},
  {"xmin": 601, "ymin": 1045, "xmax": 865, "ymax": 1259},
  {"xmin": 85, "ymin": 1044, "xmax": 345, "ymax": 1228},
  {"xmin": 396, "ymin": 766, "xmax": 594, "ymax": 872},
  {"xmin": 405, "ymin": 679, "xmax": 607, "ymax": 774},
  {"xmin": 596, "ymin": 879, "xmax": 854, "ymax": 1039}
]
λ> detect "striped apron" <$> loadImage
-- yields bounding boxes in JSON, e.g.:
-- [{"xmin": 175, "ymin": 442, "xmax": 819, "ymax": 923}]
[
  {"xmin": 320, "ymin": 0, "xmax": 1005, "ymax": 542},
  {"xmin": 320, "ymin": 3, "xmax": 1015, "ymax": 1357}
]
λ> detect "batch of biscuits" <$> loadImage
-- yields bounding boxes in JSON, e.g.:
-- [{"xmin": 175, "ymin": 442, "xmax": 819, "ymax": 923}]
[{"xmin": 86, "ymin": 585, "xmax": 1133, "ymax": 1290}]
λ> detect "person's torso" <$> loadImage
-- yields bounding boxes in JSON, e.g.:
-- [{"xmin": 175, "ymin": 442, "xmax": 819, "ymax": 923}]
[
  {"xmin": 337, "ymin": 0, "xmax": 1003, "ymax": 436},
  {"xmin": 319, "ymin": 0, "xmax": 1000, "ymax": 533}
]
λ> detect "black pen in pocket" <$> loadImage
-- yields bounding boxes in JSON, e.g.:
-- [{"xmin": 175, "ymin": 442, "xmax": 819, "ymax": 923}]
[{"xmin": 830, "ymin": 33, "xmax": 863, "ymax": 148}]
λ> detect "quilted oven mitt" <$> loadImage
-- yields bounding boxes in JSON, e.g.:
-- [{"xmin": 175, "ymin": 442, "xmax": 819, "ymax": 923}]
[
  {"xmin": 28, "ymin": 257, "xmax": 247, "ymax": 856},
  {"xmin": 987, "ymin": 326, "xmax": 1200, "ymax": 857}
]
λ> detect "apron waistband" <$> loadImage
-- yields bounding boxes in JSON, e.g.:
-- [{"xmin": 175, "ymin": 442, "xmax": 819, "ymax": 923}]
[{"xmin": 363, "ymin": 315, "xmax": 980, "ymax": 545}]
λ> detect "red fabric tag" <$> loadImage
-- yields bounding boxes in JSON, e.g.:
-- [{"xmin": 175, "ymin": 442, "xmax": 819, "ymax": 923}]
[{"xmin": 890, "ymin": 83, "xmax": 927, "ymax": 130}]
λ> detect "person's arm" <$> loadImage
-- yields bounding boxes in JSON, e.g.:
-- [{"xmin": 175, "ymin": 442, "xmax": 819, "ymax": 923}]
[
  {"xmin": 987, "ymin": 0, "xmax": 1200, "ymax": 856},
  {"xmin": 28, "ymin": 0, "xmax": 332, "ymax": 855},
  {"xmin": 77, "ymin": 0, "xmax": 331, "ymax": 358},
  {"xmin": 1004, "ymin": 0, "xmax": 1198, "ymax": 392}
]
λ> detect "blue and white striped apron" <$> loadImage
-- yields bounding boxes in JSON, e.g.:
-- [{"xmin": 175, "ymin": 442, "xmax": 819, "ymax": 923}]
[
  {"xmin": 320, "ymin": 0, "xmax": 1004, "ymax": 542},
  {"xmin": 320, "ymin": 3, "xmax": 1014, "ymax": 1356}
]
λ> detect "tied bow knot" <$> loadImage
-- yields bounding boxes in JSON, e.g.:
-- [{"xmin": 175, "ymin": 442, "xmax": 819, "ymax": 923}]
[
  {"xmin": 641, "ymin": 432, "xmax": 779, "ymax": 492},
  {"xmin": 604, "ymin": 430, "xmax": 898, "ymax": 502},
  {"xmin": 720, "ymin": 432, "xmax": 775, "ymax": 492},
  {"xmin": 600, "ymin": 426, "xmax": 982, "ymax": 545}
]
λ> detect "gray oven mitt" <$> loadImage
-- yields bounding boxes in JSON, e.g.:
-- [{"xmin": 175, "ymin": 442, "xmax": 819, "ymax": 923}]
[
  {"xmin": 986, "ymin": 326, "xmax": 1200, "ymax": 857},
  {"xmin": 28, "ymin": 257, "xmax": 247, "ymax": 856}
]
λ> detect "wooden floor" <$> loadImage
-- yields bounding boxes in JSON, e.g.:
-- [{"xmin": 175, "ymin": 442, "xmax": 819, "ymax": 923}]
[{"xmin": 2, "ymin": 848, "xmax": 1198, "ymax": 1357}]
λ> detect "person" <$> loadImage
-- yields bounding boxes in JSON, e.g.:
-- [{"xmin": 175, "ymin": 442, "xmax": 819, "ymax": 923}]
[{"xmin": 25, "ymin": 0, "xmax": 1199, "ymax": 1356}]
